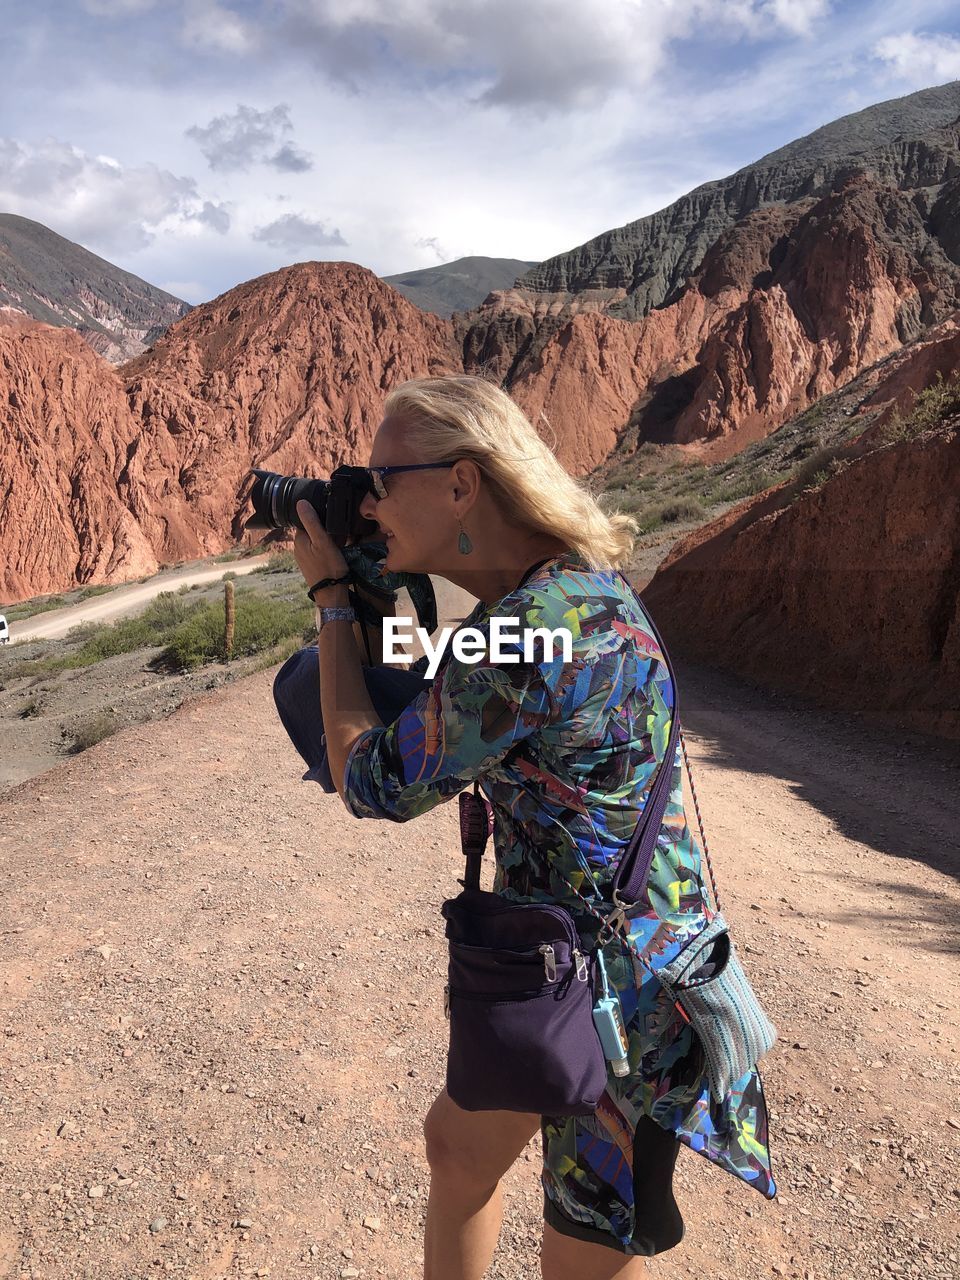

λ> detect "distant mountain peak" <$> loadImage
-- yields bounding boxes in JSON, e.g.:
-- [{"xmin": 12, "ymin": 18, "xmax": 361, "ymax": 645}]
[
  {"xmin": 383, "ymin": 255, "xmax": 537, "ymax": 317},
  {"xmin": 0, "ymin": 214, "xmax": 189, "ymax": 362}
]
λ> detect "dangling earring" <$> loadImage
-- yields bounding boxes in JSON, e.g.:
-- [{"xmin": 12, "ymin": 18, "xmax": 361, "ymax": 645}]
[{"xmin": 457, "ymin": 518, "xmax": 473, "ymax": 555}]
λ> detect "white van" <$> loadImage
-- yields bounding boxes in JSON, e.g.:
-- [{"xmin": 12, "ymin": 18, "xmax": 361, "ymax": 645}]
[{"xmin": 0, "ymin": 614, "xmax": 9, "ymax": 645}]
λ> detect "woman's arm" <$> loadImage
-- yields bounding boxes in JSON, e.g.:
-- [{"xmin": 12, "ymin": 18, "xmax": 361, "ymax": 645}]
[
  {"xmin": 292, "ymin": 502, "xmax": 385, "ymax": 802},
  {"xmin": 315, "ymin": 583, "xmax": 385, "ymax": 803},
  {"xmin": 341, "ymin": 656, "xmax": 555, "ymax": 822}
]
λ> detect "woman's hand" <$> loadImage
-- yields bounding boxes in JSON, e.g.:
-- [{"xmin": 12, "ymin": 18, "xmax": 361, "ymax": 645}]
[{"xmin": 293, "ymin": 500, "xmax": 349, "ymax": 599}]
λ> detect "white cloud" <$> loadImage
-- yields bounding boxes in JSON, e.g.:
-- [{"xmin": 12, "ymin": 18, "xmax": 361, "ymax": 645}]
[
  {"xmin": 0, "ymin": 136, "xmax": 230, "ymax": 254},
  {"xmin": 872, "ymin": 31, "xmax": 960, "ymax": 84},
  {"xmin": 415, "ymin": 236, "xmax": 447, "ymax": 263},
  {"xmin": 81, "ymin": 0, "xmax": 157, "ymax": 14},
  {"xmin": 276, "ymin": 0, "xmax": 832, "ymax": 112},
  {"xmin": 762, "ymin": 0, "xmax": 831, "ymax": 38},
  {"xmin": 181, "ymin": 0, "xmax": 257, "ymax": 53},
  {"xmin": 251, "ymin": 212, "xmax": 347, "ymax": 249},
  {"xmin": 157, "ymin": 278, "xmax": 205, "ymax": 301},
  {"xmin": 186, "ymin": 103, "xmax": 313, "ymax": 172}
]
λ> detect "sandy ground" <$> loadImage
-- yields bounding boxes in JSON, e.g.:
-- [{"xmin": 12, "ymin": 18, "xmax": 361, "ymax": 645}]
[{"xmin": 1, "ymin": 617, "xmax": 958, "ymax": 1279}]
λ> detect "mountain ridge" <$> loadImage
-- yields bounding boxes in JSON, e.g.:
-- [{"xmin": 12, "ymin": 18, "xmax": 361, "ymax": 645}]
[
  {"xmin": 0, "ymin": 213, "xmax": 189, "ymax": 363},
  {"xmin": 515, "ymin": 80, "xmax": 960, "ymax": 318},
  {"xmin": 383, "ymin": 255, "xmax": 537, "ymax": 316}
]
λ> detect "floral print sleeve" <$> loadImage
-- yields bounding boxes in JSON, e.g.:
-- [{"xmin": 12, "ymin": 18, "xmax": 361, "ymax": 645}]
[{"xmin": 342, "ymin": 628, "xmax": 556, "ymax": 822}]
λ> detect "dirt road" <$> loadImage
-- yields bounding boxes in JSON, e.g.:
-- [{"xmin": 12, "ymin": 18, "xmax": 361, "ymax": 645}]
[
  {"xmin": 8, "ymin": 557, "xmax": 275, "ymax": 645},
  {"xmin": 1, "ymin": 653, "xmax": 958, "ymax": 1279}
]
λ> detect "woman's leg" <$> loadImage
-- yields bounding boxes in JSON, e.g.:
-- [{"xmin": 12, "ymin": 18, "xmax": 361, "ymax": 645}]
[
  {"xmin": 540, "ymin": 1224, "xmax": 646, "ymax": 1279},
  {"xmin": 422, "ymin": 1089, "xmax": 540, "ymax": 1280}
]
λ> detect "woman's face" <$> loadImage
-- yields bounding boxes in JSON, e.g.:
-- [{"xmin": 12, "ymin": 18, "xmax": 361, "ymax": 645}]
[{"xmin": 359, "ymin": 415, "xmax": 459, "ymax": 573}]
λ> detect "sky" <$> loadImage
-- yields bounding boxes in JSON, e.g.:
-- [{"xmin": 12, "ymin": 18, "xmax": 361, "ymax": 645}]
[{"xmin": 2, "ymin": 0, "xmax": 960, "ymax": 304}]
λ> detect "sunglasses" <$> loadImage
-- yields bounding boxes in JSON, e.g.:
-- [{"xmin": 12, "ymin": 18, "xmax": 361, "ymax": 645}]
[{"xmin": 366, "ymin": 462, "xmax": 459, "ymax": 500}]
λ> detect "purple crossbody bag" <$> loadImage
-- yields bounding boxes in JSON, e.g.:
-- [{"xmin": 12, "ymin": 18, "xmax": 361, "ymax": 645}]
[{"xmin": 441, "ymin": 589, "xmax": 682, "ymax": 1115}]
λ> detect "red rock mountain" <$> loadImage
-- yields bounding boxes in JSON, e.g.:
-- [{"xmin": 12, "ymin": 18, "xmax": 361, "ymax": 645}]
[
  {"xmin": 0, "ymin": 323, "xmax": 157, "ymax": 602},
  {"xmin": 5, "ymin": 76, "xmax": 960, "ymax": 695},
  {"xmin": 2, "ymin": 263, "xmax": 457, "ymax": 601},
  {"xmin": 463, "ymin": 176, "xmax": 960, "ymax": 471},
  {"xmin": 642, "ymin": 320, "xmax": 960, "ymax": 740}
]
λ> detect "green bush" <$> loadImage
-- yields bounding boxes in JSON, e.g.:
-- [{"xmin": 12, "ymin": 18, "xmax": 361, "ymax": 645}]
[
  {"xmin": 256, "ymin": 550, "xmax": 299, "ymax": 575},
  {"xmin": 634, "ymin": 442, "xmax": 662, "ymax": 462},
  {"xmin": 634, "ymin": 497, "xmax": 707, "ymax": 534},
  {"xmin": 248, "ymin": 633, "xmax": 314, "ymax": 675},
  {"xmin": 659, "ymin": 497, "xmax": 707, "ymax": 523},
  {"xmin": 8, "ymin": 592, "xmax": 204, "ymax": 680},
  {"xmin": 707, "ymin": 466, "xmax": 777, "ymax": 504},
  {"xmin": 162, "ymin": 593, "xmax": 313, "ymax": 669},
  {"xmin": 74, "ymin": 585, "xmax": 116, "ymax": 602},
  {"xmin": 792, "ymin": 445, "xmax": 848, "ymax": 489},
  {"xmin": 67, "ymin": 712, "xmax": 119, "ymax": 753},
  {"xmin": 2, "ymin": 595, "xmax": 67, "ymax": 622},
  {"xmin": 904, "ymin": 371, "xmax": 960, "ymax": 432},
  {"xmin": 5, "ymin": 585, "xmax": 314, "ymax": 680}
]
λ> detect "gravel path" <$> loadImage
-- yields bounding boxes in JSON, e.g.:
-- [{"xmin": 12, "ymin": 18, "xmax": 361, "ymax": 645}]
[
  {"xmin": 1, "ymin": 655, "xmax": 958, "ymax": 1279},
  {"xmin": 8, "ymin": 557, "xmax": 274, "ymax": 645}
]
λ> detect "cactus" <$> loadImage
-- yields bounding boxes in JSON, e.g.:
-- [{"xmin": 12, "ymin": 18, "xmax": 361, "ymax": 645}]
[{"xmin": 224, "ymin": 580, "xmax": 235, "ymax": 658}]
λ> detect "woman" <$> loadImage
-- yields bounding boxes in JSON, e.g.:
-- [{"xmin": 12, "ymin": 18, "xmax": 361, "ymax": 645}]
[{"xmin": 291, "ymin": 375, "xmax": 774, "ymax": 1280}]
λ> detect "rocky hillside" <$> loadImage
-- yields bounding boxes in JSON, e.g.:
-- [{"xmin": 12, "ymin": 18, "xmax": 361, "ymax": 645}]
[
  {"xmin": 0, "ymin": 214, "xmax": 189, "ymax": 362},
  {"xmin": 459, "ymin": 81, "xmax": 960, "ymax": 463},
  {"xmin": 0, "ymin": 323, "xmax": 158, "ymax": 603},
  {"xmin": 6, "ymin": 74, "xmax": 960, "ymax": 721},
  {"xmin": 1, "ymin": 263, "xmax": 458, "ymax": 601},
  {"xmin": 641, "ymin": 320, "xmax": 960, "ymax": 740},
  {"xmin": 517, "ymin": 80, "xmax": 960, "ymax": 318},
  {"xmin": 383, "ymin": 256, "xmax": 536, "ymax": 317}
]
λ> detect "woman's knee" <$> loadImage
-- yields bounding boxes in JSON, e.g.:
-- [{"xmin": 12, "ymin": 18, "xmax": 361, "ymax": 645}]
[{"xmin": 423, "ymin": 1091, "xmax": 538, "ymax": 1188}]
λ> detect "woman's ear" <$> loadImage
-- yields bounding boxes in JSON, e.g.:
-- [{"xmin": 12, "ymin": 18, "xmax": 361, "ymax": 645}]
[{"xmin": 451, "ymin": 459, "xmax": 481, "ymax": 506}]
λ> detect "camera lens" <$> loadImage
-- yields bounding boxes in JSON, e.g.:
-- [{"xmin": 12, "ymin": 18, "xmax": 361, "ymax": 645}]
[{"xmin": 247, "ymin": 470, "xmax": 330, "ymax": 531}]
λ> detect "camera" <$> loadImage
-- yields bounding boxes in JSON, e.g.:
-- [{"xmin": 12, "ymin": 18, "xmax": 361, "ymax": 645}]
[{"xmin": 245, "ymin": 466, "xmax": 379, "ymax": 545}]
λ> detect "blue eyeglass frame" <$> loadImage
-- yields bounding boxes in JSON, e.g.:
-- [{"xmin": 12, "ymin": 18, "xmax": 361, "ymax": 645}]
[{"xmin": 367, "ymin": 461, "xmax": 458, "ymax": 499}]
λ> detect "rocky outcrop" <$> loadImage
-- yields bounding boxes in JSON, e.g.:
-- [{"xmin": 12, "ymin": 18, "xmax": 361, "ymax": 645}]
[
  {"xmin": 1, "ymin": 263, "xmax": 459, "ymax": 602},
  {"xmin": 463, "ymin": 175, "xmax": 960, "ymax": 466},
  {"xmin": 458, "ymin": 83, "xmax": 960, "ymax": 462},
  {"xmin": 0, "ymin": 323, "xmax": 158, "ymax": 603},
  {"xmin": 0, "ymin": 214, "xmax": 189, "ymax": 362},
  {"xmin": 857, "ymin": 315, "xmax": 960, "ymax": 434},
  {"xmin": 516, "ymin": 81, "xmax": 960, "ymax": 318},
  {"xmin": 642, "ymin": 412, "xmax": 960, "ymax": 739}
]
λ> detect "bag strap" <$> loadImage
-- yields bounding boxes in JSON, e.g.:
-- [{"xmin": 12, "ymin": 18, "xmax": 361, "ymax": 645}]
[
  {"xmin": 459, "ymin": 783, "xmax": 492, "ymax": 889},
  {"xmin": 607, "ymin": 577, "xmax": 681, "ymax": 909},
  {"xmin": 679, "ymin": 728, "xmax": 722, "ymax": 914},
  {"xmin": 610, "ymin": 572, "xmax": 721, "ymax": 916}
]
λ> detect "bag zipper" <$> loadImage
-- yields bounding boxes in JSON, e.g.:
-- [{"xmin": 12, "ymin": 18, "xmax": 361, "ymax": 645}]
[
  {"xmin": 539, "ymin": 944, "xmax": 558, "ymax": 982},
  {"xmin": 454, "ymin": 898, "xmax": 584, "ymax": 952}
]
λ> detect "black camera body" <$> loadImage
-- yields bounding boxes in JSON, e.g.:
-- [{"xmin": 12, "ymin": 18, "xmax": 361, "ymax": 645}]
[{"xmin": 245, "ymin": 466, "xmax": 378, "ymax": 545}]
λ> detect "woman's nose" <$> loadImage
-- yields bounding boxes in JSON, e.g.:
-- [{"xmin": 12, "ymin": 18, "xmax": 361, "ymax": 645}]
[{"xmin": 359, "ymin": 490, "xmax": 379, "ymax": 521}]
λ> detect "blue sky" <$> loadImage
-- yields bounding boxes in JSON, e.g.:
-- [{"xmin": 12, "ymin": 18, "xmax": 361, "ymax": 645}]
[{"xmin": 2, "ymin": 0, "xmax": 960, "ymax": 303}]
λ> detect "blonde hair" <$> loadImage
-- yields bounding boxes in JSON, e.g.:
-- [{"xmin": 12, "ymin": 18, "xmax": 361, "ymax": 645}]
[{"xmin": 383, "ymin": 375, "xmax": 637, "ymax": 570}]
